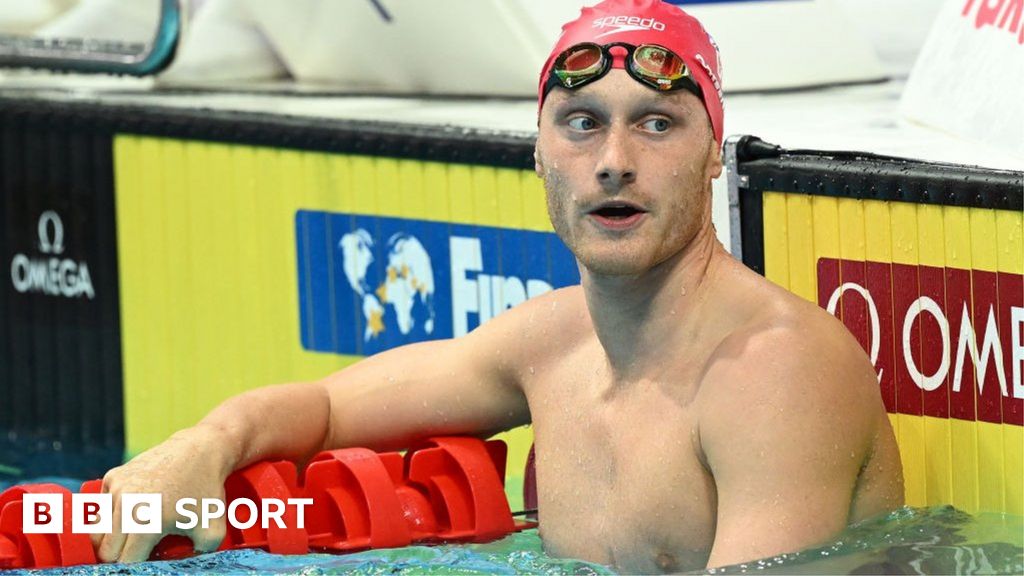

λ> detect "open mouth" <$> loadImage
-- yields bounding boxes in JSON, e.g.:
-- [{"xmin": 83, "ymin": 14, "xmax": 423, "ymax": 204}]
[{"xmin": 590, "ymin": 203, "xmax": 646, "ymax": 220}]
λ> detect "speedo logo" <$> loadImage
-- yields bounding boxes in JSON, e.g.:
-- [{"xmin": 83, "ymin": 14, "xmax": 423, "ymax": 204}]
[{"xmin": 592, "ymin": 16, "xmax": 666, "ymax": 38}]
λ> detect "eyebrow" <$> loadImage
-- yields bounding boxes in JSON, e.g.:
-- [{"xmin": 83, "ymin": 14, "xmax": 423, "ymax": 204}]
[
  {"xmin": 549, "ymin": 92, "xmax": 608, "ymax": 118},
  {"xmin": 554, "ymin": 90, "xmax": 694, "ymax": 118},
  {"xmin": 634, "ymin": 92, "xmax": 696, "ymax": 115},
  {"xmin": 556, "ymin": 90, "xmax": 603, "ymax": 108}
]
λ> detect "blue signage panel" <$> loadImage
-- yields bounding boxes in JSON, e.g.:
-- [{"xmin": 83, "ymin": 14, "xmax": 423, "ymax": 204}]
[{"xmin": 296, "ymin": 211, "xmax": 579, "ymax": 356}]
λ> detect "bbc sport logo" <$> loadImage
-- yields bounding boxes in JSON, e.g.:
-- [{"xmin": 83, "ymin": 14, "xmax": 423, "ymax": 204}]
[
  {"xmin": 22, "ymin": 494, "xmax": 313, "ymax": 534},
  {"xmin": 295, "ymin": 212, "xmax": 580, "ymax": 356}
]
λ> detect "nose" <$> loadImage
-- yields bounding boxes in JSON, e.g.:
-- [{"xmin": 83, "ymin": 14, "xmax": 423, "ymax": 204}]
[{"xmin": 596, "ymin": 127, "xmax": 636, "ymax": 190}]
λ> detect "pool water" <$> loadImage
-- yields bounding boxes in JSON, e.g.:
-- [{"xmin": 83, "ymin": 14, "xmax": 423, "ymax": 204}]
[
  {"xmin": 4, "ymin": 528, "xmax": 614, "ymax": 575},
  {"xmin": 1, "ymin": 476, "xmax": 1020, "ymax": 575},
  {"xmin": 700, "ymin": 506, "xmax": 1023, "ymax": 575}
]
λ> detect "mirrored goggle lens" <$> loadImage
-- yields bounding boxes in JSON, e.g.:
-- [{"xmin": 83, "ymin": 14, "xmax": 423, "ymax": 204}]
[
  {"xmin": 631, "ymin": 45, "xmax": 688, "ymax": 87},
  {"xmin": 554, "ymin": 44, "xmax": 604, "ymax": 87}
]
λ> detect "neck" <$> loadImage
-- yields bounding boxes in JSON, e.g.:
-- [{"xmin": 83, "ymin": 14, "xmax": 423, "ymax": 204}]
[{"xmin": 580, "ymin": 221, "xmax": 726, "ymax": 382}]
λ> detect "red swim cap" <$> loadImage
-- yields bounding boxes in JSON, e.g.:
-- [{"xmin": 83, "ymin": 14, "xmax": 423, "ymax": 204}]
[{"xmin": 539, "ymin": 0, "xmax": 724, "ymax": 144}]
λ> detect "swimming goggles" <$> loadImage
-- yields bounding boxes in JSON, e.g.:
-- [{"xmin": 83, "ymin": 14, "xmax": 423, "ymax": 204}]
[{"xmin": 544, "ymin": 42, "xmax": 704, "ymax": 102}]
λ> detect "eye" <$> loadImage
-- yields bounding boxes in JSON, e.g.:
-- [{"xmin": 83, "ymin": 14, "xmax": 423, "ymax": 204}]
[
  {"xmin": 641, "ymin": 118, "xmax": 671, "ymax": 133},
  {"xmin": 567, "ymin": 116, "xmax": 598, "ymax": 131}
]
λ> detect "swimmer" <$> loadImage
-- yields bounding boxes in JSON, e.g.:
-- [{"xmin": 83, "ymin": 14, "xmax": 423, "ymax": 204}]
[{"xmin": 96, "ymin": 0, "xmax": 904, "ymax": 571}]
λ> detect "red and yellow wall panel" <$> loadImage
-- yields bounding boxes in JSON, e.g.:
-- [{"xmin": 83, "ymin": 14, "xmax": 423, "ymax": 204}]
[{"xmin": 761, "ymin": 191, "xmax": 1022, "ymax": 515}]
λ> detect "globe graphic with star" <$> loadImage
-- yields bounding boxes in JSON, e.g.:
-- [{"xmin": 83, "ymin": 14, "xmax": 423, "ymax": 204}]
[{"xmin": 339, "ymin": 230, "xmax": 436, "ymax": 342}]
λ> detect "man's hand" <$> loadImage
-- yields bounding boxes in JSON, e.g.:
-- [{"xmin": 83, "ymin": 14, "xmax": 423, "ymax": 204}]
[{"xmin": 92, "ymin": 426, "xmax": 235, "ymax": 563}]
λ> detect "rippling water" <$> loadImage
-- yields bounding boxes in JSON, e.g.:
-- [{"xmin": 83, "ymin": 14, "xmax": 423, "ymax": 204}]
[
  {"xmin": 3, "ymin": 496, "xmax": 1021, "ymax": 575},
  {"xmin": 7, "ymin": 530, "xmax": 614, "ymax": 576},
  {"xmin": 694, "ymin": 506, "xmax": 1023, "ymax": 575}
]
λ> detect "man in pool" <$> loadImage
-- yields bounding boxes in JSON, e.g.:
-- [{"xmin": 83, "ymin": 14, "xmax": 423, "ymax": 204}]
[{"xmin": 96, "ymin": 0, "xmax": 904, "ymax": 571}]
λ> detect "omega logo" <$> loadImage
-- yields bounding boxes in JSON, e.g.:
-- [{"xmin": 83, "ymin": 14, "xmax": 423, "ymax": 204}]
[
  {"xmin": 10, "ymin": 210, "xmax": 95, "ymax": 300},
  {"xmin": 37, "ymin": 210, "xmax": 65, "ymax": 255}
]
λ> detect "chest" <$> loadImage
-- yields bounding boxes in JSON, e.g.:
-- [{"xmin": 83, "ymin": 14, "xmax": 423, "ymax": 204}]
[{"xmin": 524, "ymin": 366, "xmax": 718, "ymax": 573}]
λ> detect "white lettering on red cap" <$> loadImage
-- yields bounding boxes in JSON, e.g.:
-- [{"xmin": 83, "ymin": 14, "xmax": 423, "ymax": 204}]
[
  {"xmin": 592, "ymin": 15, "xmax": 666, "ymax": 38},
  {"xmin": 699, "ymin": 31, "xmax": 724, "ymax": 104},
  {"xmin": 695, "ymin": 53, "xmax": 723, "ymax": 104}
]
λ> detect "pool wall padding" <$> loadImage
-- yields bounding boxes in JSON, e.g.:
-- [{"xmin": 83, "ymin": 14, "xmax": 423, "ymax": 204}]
[
  {"xmin": 0, "ymin": 106, "xmax": 124, "ymax": 476},
  {"xmin": 1, "ymin": 96, "xmax": 1021, "ymax": 516},
  {"xmin": 113, "ymin": 138, "xmax": 563, "ymax": 512},
  {"xmin": 735, "ymin": 150, "xmax": 1023, "ymax": 516},
  {"xmin": 0, "ymin": 98, "xmax": 549, "ymax": 502}
]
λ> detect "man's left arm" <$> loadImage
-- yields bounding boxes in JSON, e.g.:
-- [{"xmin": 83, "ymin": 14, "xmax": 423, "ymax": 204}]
[{"xmin": 699, "ymin": 322, "xmax": 884, "ymax": 568}]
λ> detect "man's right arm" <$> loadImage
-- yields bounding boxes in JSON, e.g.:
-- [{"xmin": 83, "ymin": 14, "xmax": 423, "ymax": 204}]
[{"xmin": 96, "ymin": 310, "xmax": 532, "ymax": 563}]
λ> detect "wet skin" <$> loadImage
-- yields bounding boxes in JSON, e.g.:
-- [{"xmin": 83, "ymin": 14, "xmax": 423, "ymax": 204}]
[
  {"xmin": 523, "ymin": 71, "xmax": 903, "ymax": 571},
  {"xmin": 97, "ymin": 70, "xmax": 903, "ymax": 572}
]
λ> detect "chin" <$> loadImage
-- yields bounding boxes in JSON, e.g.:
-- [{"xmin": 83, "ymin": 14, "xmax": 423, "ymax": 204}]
[{"xmin": 576, "ymin": 249, "xmax": 653, "ymax": 277}]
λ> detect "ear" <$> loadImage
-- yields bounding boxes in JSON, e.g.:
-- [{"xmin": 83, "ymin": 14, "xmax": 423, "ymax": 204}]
[
  {"xmin": 534, "ymin": 145, "xmax": 545, "ymax": 179},
  {"xmin": 705, "ymin": 139, "xmax": 724, "ymax": 181}
]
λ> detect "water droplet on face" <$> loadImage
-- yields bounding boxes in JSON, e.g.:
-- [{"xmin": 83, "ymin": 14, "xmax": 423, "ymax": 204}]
[
  {"xmin": 672, "ymin": 169, "xmax": 679, "ymax": 177},
  {"xmin": 529, "ymin": 366, "xmax": 536, "ymax": 375}
]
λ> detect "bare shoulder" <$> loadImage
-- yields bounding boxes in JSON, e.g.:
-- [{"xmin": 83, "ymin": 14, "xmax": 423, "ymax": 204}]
[
  {"xmin": 704, "ymin": 279, "xmax": 881, "ymax": 406},
  {"xmin": 696, "ymin": 280, "xmax": 889, "ymax": 466},
  {"xmin": 462, "ymin": 285, "xmax": 593, "ymax": 377},
  {"xmin": 696, "ymin": 268, "xmax": 902, "ymax": 564},
  {"xmin": 474, "ymin": 284, "xmax": 589, "ymax": 340}
]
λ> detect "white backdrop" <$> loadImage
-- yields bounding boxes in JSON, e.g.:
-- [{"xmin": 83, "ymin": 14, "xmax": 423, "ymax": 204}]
[
  {"xmin": 3, "ymin": 0, "xmax": 949, "ymax": 94},
  {"xmin": 901, "ymin": 0, "xmax": 1024, "ymax": 160},
  {"xmin": 162, "ymin": 0, "xmax": 888, "ymax": 92}
]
